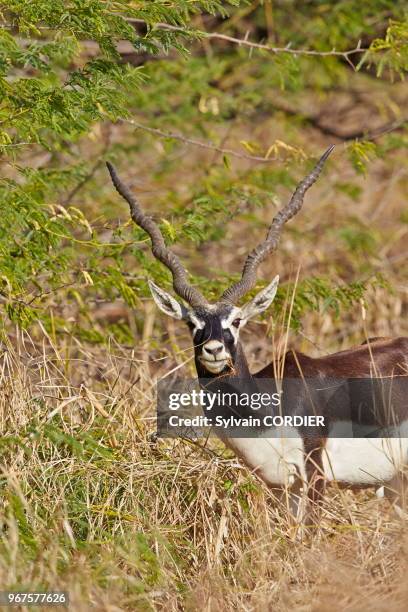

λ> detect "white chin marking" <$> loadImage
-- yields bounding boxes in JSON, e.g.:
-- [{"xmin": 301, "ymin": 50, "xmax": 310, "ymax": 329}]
[{"xmin": 200, "ymin": 359, "xmax": 227, "ymax": 373}]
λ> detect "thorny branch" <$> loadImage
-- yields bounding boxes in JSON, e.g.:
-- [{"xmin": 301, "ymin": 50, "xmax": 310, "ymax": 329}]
[
  {"xmin": 120, "ymin": 118, "xmax": 280, "ymax": 162},
  {"xmin": 127, "ymin": 18, "xmax": 367, "ymax": 63}
]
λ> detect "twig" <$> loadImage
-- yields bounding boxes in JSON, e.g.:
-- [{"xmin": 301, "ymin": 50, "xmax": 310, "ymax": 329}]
[
  {"xmin": 0, "ymin": 142, "xmax": 35, "ymax": 148},
  {"xmin": 121, "ymin": 115, "xmax": 408, "ymax": 163},
  {"xmin": 127, "ymin": 18, "xmax": 367, "ymax": 60},
  {"xmin": 63, "ymin": 126, "xmax": 112, "ymax": 206},
  {"xmin": 62, "ymin": 159, "xmax": 103, "ymax": 206},
  {"xmin": 121, "ymin": 118, "xmax": 278, "ymax": 163}
]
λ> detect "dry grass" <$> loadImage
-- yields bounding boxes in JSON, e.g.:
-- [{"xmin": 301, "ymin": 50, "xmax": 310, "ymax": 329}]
[{"xmin": 1, "ymin": 325, "xmax": 407, "ymax": 612}]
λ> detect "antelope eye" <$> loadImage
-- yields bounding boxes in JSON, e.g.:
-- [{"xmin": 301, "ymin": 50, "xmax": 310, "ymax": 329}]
[{"xmin": 232, "ymin": 318, "xmax": 241, "ymax": 328}]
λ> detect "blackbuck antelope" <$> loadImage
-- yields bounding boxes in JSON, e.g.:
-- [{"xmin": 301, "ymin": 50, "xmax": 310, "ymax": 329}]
[{"xmin": 106, "ymin": 149, "xmax": 408, "ymax": 518}]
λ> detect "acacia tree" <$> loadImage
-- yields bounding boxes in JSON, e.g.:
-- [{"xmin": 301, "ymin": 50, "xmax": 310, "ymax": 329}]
[{"xmin": 1, "ymin": 0, "xmax": 407, "ymax": 339}]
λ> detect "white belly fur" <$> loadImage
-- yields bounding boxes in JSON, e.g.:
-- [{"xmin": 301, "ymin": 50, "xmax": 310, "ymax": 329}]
[
  {"xmin": 323, "ymin": 420, "xmax": 408, "ymax": 485},
  {"xmin": 221, "ymin": 422, "xmax": 408, "ymax": 488},
  {"xmin": 223, "ymin": 426, "xmax": 306, "ymax": 487}
]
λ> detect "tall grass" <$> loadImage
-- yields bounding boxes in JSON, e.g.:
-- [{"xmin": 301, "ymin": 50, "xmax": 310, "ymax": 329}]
[{"xmin": 0, "ymin": 327, "xmax": 407, "ymax": 611}]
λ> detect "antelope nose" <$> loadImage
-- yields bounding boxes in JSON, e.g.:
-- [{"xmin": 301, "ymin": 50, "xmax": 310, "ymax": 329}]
[{"xmin": 203, "ymin": 341, "xmax": 224, "ymax": 358}]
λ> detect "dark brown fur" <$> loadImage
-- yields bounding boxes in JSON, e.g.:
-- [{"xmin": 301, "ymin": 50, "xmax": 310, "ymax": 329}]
[
  {"xmin": 256, "ymin": 337, "xmax": 408, "ymax": 379},
  {"xmin": 251, "ymin": 338, "xmax": 408, "ymax": 507}
]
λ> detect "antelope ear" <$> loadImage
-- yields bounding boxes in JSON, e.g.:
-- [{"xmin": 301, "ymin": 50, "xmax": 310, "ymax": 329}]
[
  {"xmin": 148, "ymin": 280, "xmax": 187, "ymax": 320},
  {"xmin": 239, "ymin": 275, "xmax": 279, "ymax": 321}
]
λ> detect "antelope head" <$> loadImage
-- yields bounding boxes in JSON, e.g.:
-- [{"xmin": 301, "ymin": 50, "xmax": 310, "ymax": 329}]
[{"xmin": 106, "ymin": 146, "xmax": 333, "ymax": 376}]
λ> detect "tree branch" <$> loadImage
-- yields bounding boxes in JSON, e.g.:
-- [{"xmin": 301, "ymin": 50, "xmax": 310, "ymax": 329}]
[
  {"xmin": 120, "ymin": 116, "xmax": 407, "ymax": 163},
  {"xmin": 121, "ymin": 118, "xmax": 280, "ymax": 163},
  {"xmin": 127, "ymin": 18, "xmax": 367, "ymax": 62}
]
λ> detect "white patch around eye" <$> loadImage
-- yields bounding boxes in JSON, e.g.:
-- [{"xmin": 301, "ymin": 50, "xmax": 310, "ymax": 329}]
[
  {"xmin": 229, "ymin": 325, "xmax": 240, "ymax": 343},
  {"xmin": 221, "ymin": 308, "xmax": 241, "ymax": 329},
  {"xmin": 220, "ymin": 308, "xmax": 242, "ymax": 343},
  {"xmin": 189, "ymin": 313, "xmax": 205, "ymax": 332}
]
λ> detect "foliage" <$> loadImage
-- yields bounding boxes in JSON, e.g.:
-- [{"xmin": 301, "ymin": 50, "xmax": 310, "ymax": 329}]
[{"xmin": 0, "ymin": 1, "xmax": 407, "ymax": 338}]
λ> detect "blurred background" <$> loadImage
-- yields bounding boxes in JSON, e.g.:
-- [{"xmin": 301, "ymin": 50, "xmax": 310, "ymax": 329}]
[{"xmin": 1, "ymin": 0, "xmax": 408, "ymax": 370}]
